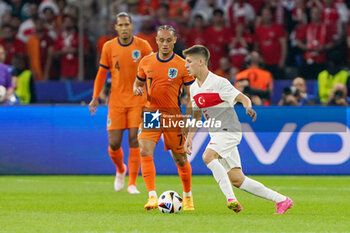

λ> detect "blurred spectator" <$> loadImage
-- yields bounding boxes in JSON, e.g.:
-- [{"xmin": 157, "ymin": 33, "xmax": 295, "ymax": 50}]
[
  {"xmin": 228, "ymin": 23, "xmax": 253, "ymax": 71},
  {"xmin": 278, "ymin": 76, "xmax": 315, "ymax": 106},
  {"xmin": 326, "ymin": 83, "xmax": 349, "ymax": 106},
  {"xmin": 256, "ymin": 0, "xmax": 285, "ymax": 26},
  {"xmin": 204, "ymin": 8, "xmax": 230, "ymax": 70},
  {"xmin": 153, "ymin": 3, "xmax": 177, "ymax": 30},
  {"xmin": 9, "ymin": 0, "xmax": 27, "ymax": 21},
  {"xmin": 39, "ymin": 0, "xmax": 59, "ymax": 16},
  {"xmin": 278, "ymin": 86, "xmax": 300, "ymax": 106},
  {"xmin": 1, "ymin": 11, "xmax": 12, "ymax": 27},
  {"xmin": 0, "ymin": 0, "xmax": 11, "ymax": 26},
  {"xmin": 12, "ymin": 54, "xmax": 35, "ymax": 104},
  {"xmin": 214, "ymin": 56, "xmax": 237, "ymax": 83},
  {"xmin": 136, "ymin": 15, "xmax": 157, "ymax": 52},
  {"xmin": 53, "ymin": 15, "xmax": 88, "ymax": 80},
  {"xmin": 54, "ymin": 0, "xmax": 67, "ymax": 32},
  {"xmin": 27, "ymin": 18, "xmax": 54, "ymax": 81},
  {"xmin": 290, "ymin": 0, "xmax": 308, "ymax": 27},
  {"xmin": 247, "ymin": 0, "xmax": 264, "ymax": 14},
  {"xmin": 168, "ymin": 0, "xmax": 191, "ymax": 21},
  {"xmin": 138, "ymin": 0, "xmax": 160, "ymax": 16},
  {"xmin": 0, "ymin": 24, "xmax": 26, "ymax": 66},
  {"xmin": 96, "ymin": 20, "xmax": 118, "ymax": 61},
  {"xmin": 42, "ymin": 6, "xmax": 58, "ymax": 40},
  {"xmin": 227, "ymin": 0, "xmax": 256, "ymax": 30},
  {"xmin": 128, "ymin": 0, "xmax": 143, "ymax": 35},
  {"xmin": 292, "ymin": 76, "xmax": 316, "ymax": 105},
  {"xmin": 9, "ymin": 15, "xmax": 21, "ymax": 33},
  {"xmin": 85, "ymin": 0, "xmax": 105, "ymax": 44},
  {"xmin": 317, "ymin": 50, "xmax": 350, "ymax": 104},
  {"xmin": 184, "ymin": 13, "xmax": 206, "ymax": 47},
  {"xmin": 191, "ymin": 0, "xmax": 217, "ymax": 23},
  {"xmin": 235, "ymin": 78, "xmax": 264, "ymax": 105},
  {"xmin": 0, "ymin": 45, "xmax": 14, "ymax": 104},
  {"xmin": 321, "ymin": 0, "xmax": 341, "ymax": 42},
  {"xmin": 17, "ymin": 3, "xmax": 39, "ymax": 43},
  {"xmin": 235, "ymin": 51, "xmax": 273, "ymax": 105},
  {"xmin": 254, "ymin": 7, "xmax": 287, "ymax": 79},
  {"xmin": 296, "ymin": 7, "xmax": 334, "ymax": 80}
]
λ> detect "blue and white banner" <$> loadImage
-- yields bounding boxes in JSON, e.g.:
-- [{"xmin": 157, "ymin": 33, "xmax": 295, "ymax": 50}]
[{"xmin": 0, "ymin": 106, "xmax": 349, "ymax": 175}]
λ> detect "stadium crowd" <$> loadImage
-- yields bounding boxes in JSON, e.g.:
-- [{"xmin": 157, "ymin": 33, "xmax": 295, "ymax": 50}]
[{"xmin": 0, "ymin": 0, "xmax": 350, "ymax": 106}]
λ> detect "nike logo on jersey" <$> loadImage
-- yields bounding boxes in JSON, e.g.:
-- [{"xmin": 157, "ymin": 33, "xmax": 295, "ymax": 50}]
[
  {"xmin": 146, "ymin": 70, "xmax": 153, "ymax": 73},
  {"xmin": 113, "ymin": 55, "xmax": 118, "ymax": 58}
]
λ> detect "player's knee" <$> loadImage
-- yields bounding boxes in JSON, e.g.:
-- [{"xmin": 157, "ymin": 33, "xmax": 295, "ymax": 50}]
[
  {"xmin": 128, "ymin": 137, "xmax": 139, "ymax": 148},
  {"xmin": 230, "ymin": 176, "xmax": 245, "ymax": 188},
  {"xmin": 140, "ymin": 146, "xmax": 151, "ymax": 157},
  {"xmin": 202, "ymin": 153, "xmax": 213, "ymax": 165},
  {"xmin": 174, "ymin": 156, "xmax": 186, "ymax": 167},
  {"xmin": 109, "ymin": 140, "xmax": 121, "ymax": 151}
]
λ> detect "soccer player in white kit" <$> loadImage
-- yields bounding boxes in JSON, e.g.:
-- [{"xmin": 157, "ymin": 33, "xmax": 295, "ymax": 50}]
[{"xmin": 183, "ymin": 45, "xmax": 293, "ymax": 214}]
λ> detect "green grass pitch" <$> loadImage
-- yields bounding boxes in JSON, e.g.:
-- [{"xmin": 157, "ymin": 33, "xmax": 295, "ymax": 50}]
[{"xmin": 0, "ymin": 175, "xmax": 349, "ymax": 233}]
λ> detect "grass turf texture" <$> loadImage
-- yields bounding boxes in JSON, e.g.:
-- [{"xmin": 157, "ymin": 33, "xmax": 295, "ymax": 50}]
[{"xmin": 0, "ymin": 175, "xmax": 349, "ymax": 233}]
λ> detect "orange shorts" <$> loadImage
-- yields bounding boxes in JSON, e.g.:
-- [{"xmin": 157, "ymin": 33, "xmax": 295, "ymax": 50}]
[
  {"xmin": 107, "ymin": 106, "xmax": 143, "ymax": 130},
  {"xmin": 138, "ymin": 128, "xmax": 185, "ymax": 153}
]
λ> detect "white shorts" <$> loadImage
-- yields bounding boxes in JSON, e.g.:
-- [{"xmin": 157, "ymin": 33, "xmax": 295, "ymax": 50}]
[{"xmin": 206, "ymin": 132, "xmax": 242, "ymax": 172}]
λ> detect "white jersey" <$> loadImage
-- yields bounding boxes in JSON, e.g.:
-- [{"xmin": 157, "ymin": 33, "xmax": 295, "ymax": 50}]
[{"xmin": 190, "ymin": 71, "xmax": 242, "ymax": 139}]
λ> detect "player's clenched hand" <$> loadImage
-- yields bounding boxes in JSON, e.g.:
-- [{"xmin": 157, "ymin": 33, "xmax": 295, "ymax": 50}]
[
  {"xmin": 246, "ymin": 107, "xmax": 257, "ymax": 122},
  {"xmin": 89, "ymin": 98, "xmax": 99, "ymax": 115},
  {"xmin": 184, "ymin": 138, "xmax": 193, "ymax": 155},
  {"xmin": 133, "ymin": 86, "xmax": 144, "ymax": 96}
]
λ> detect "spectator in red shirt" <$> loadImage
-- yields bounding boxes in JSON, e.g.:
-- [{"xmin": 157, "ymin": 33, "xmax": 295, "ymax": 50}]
[
  {"xmin": 321, "ymin": 0, "xmax": 341, "ymax": 41},
  {"xmin": 0, "ymin": 24, "xmax": 26, "ymax": 66},
  {"xmin": 184, "ymin": 14, "xmax": 207, "ymax": 47},
  {"xmin": 227, "ymin": 0, "xmax": 256, "ymax": 30},
  {"xmin": 138, "ymin": 0, "xmax": 159, "ymax": 16},
  {"xmin": 254, "ymin": 7, "xmax": 287, "ymax": 79},
  {"xmin": 296, "ymin": 6, "xmax": 334, "ymax": 80},
  {"xmin": 53, "ymin": 15, "xmax": 87, "ymax": 80},
  {"xmin": 228, "ymin": 23, "xmax": 253, "ymax": 71},
  {"xmin": 204, "ymin": 8, "xmax": 230, "ymax": 70},
  {"xmin": 168, "ymin": 0, "xmax": 191, "ymax": 21},
  {"xmin": 255, "ymin": 0, "xmax": 286, "ymax": 26}
]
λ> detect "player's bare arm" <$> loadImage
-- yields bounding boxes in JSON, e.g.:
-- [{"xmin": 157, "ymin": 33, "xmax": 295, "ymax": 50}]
[
  {"xmin": 133, "ymin": 79, "xmax": 145, "ymax": 96},
  {"xmin": 90, "ymin": 65, "xmax": 108, "ymax": 115},
  {"xmin": 235, "ymin": 93, "xmax": 257, "ymax": 122},
  {"xmin": 184, "ymin": 110, "xmax": 202, "ymax": 155}
]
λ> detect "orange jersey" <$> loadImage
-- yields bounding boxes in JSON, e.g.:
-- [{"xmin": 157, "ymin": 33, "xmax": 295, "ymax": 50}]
[
  {"xmin": 96, "ymin": 36, "xmax": 153, "ymax": 107},
  {"xmin": 137, "ymin": 53, "xmax": 195, "ymax": 111},
  {"xmin": 235, "ymin": 67, "xmax": 273, "ymax": 90}
]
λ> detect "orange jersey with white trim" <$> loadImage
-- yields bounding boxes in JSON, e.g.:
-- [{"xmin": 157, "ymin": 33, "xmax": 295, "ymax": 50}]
[
  {"xmin": 137, "ymin": 52, "xmax": 195, "ymax": 111},
  {"xmin": 99, "ymin": 36, "xmax": 153, "ymax": 107}
]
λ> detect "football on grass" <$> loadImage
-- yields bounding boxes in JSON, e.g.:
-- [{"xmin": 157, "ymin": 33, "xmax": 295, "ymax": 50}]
[{"xmin": 158, "ymin": 190, "xmax": 183, "ymax": 214}]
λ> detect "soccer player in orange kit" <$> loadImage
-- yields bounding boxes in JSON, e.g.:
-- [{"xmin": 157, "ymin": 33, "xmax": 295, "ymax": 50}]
[
  {"xmin": 89, "ymin": 12, "xmax": 153, "ymax": 194},
  {"xmin": 133, "ymin": 25, "xmax": 195, "ymax": 210}
]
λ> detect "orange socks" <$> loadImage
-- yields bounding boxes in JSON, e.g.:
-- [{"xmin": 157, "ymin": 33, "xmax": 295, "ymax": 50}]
[
  {"xmin": 108, "ymin": 147, "xmax": 125, "ymax": 173},
  {"xmin": 128, "ymin": 148, "xmax": 141, "ymax": 186},
  {"xmin": 177, "ymin": 161, "xmax": 192, "ymax": 193},
  {"xmin": 141, "ymin": 156, "xmax": 156, "ymax": 192}
]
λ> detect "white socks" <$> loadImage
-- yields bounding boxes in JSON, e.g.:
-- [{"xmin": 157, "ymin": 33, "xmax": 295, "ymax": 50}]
[
  {"xmin": 183, "ymin": 191, "xmax": 192, "ymax": 197},
  {"xmin": 207, "ymin": 159, "xmax": 236, "ymax": 201},
  {"xmin": 149, "ymin": 191, "xmax": 157, "ymax": 198},
  {"xmin": 239, "ymin": 177, "xmax": 286, "ymax": 203}
]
